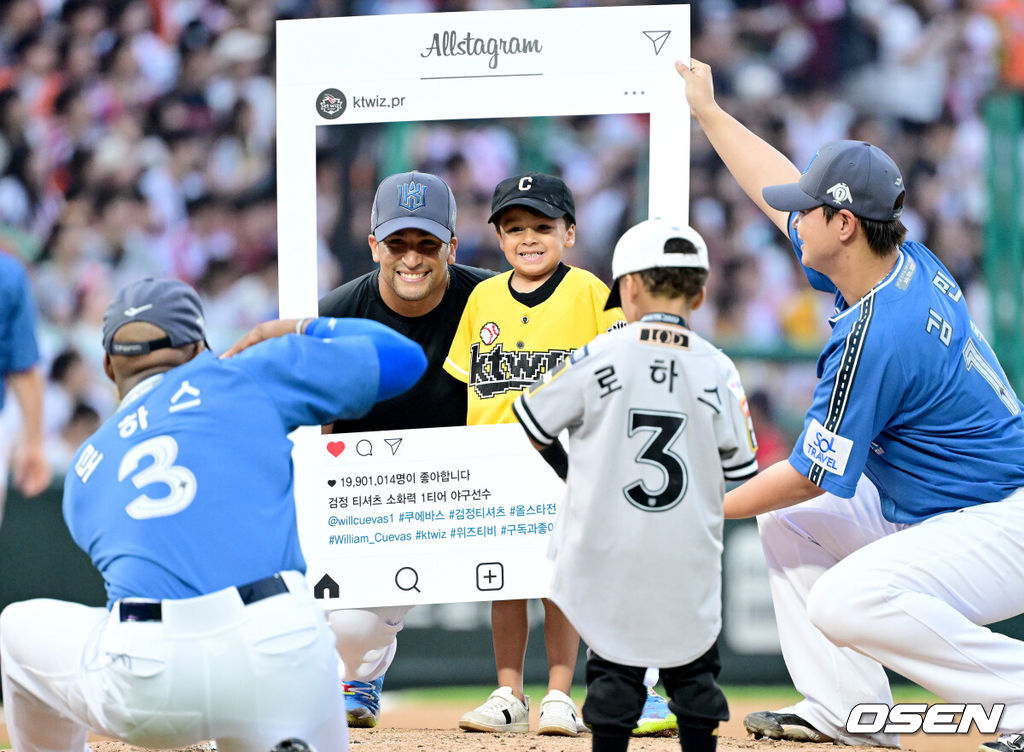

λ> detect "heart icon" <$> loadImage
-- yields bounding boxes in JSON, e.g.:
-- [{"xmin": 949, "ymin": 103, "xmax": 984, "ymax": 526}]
[
  {"xmin": 327, "ymin": 479, "xmax": 336, "ymax": 487},
  {"xmin": 327, "ymin": 441, "xmax": 345, "ymax": 457}
]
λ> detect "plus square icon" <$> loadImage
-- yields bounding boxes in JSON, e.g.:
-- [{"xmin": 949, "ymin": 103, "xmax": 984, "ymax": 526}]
[{"xmin": 476, "ymin": 562, "xmax": 504, "ymax": 591}]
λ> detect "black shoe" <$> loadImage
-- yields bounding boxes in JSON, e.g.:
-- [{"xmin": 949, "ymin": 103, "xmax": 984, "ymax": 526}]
[
  {"xmin": 744, "ymin": 711, "xmax": 833, "ymax": 743},
  {"xmin": 980, "ymin": 734, "xmax": 1024, "ymax": 752},
  {"xmin": 270, "ymin": 740, "xmax": 313, "ymax": 752}
]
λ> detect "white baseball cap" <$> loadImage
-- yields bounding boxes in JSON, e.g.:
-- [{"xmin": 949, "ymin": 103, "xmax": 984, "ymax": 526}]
[{"xmin": 604, "ymin": 218, "xmax": 709, "ymax": 310}]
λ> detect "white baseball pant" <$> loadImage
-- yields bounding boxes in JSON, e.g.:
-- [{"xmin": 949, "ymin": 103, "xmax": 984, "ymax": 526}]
[
  {"xmin": 328, "ymin": 606, "xmax": 411, "ymax": 681},
  {"xmin": 0, "ymin": 570, "xmax": 347, "ymax": 752},
  {"xmin": 758, "ymin": 476, "xmax": 1024, "ymax": 746}
]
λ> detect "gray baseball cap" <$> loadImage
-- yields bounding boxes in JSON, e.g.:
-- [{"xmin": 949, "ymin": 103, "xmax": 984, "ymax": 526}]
[
  {"xmin": 762, "ymin": 140, "xmax": 905, "ymax": 222},
  {"xmin": 103, "ymin": 278, "xmax": 207, "ymax": 356},
  {"xmin": 604, "ymin": 219, "xmax": 709, "ymax": 311},
  {"xmin": 371, "ymin": 171, "xmax": 457, "ymax": 243}
]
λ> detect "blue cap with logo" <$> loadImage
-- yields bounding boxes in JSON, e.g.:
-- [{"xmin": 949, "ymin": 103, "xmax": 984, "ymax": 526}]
[
  {"xmin": 371, "ymin": 171, "xmax": 457, "ymax": 243},
  {"xmin": 762, "ymin": 140, "xmax": 905, "ymax": 222},
  {"xmin": 103, "ymin": 278, "xmax": 207, "ymax": 356}
]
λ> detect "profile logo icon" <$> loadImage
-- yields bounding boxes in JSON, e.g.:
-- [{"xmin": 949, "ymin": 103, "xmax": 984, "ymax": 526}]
[{"xmin": 316, "ymin": 88, "xmax": 347, "ymax": 119}]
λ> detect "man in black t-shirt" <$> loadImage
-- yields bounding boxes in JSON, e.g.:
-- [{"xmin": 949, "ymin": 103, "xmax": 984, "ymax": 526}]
[
  {"xmin": 319, "ymin": 173, "xmax": 491, "ymax": 431},
  {"xmin": 318, "ymin": 171, "xmax": 493, "ymax": 727}
]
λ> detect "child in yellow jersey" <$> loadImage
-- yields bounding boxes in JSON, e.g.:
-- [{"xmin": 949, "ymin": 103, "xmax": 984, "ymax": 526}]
[{"xmin": 445, "ymin": 173, "xmax": 624, "ymax": 737}]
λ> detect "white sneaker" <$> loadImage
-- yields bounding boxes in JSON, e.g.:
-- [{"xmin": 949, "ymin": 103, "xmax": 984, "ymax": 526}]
[
  {"xmin": 538, "ymin": 689, "xmax": 581, "ymax": 737},
  {"xmin": 459, "ymin": 686, "xmax": 530, "ymax": 733}
]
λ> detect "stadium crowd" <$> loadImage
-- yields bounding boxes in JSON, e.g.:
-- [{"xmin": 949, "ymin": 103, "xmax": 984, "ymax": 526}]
[{"xmin": 0, "ymin": 0, "xmax": 1020, "ymax": 474}]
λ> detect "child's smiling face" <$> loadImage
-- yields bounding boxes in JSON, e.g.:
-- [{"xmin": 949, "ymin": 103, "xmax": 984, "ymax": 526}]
[{"xmin": 494, "ymin": 206, "xmax": 575, "ymax": 288}]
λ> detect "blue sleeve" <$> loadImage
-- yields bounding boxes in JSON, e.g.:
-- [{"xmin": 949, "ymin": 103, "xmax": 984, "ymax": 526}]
[
  {"xmin": 304, "ymin": 317, "xmax": 427, "ymax": 401},
  {"xmin": 231, "ymin": 325, "xmax": 425, "ymax": 430},
  {"xmin": 787, "ymin": 214, "xmax": 837, "ymax": 294},
  {"xmin": 1, "ymin": 258, "xmax": 40, "ymax": 374},
  {"xmin": 788, "ymin": 317, "xmax": 903, "ymax": 497}
]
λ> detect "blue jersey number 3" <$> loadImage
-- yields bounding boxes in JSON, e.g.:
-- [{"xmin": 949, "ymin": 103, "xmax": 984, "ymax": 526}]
[{"xmin": 118, "ymin": 435, "xmax": 198, "ymax": 519}]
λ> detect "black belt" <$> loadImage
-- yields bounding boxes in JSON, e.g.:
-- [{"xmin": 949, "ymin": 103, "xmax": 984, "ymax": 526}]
[{"xmin": 119, "ymin": 574, "xmax": 290, "ymax": 623}]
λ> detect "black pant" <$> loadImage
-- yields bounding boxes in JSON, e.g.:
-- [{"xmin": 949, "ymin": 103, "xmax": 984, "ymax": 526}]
[{"xmin": 583, "ymin": 641, "xmax": 728, "ymax": 752}]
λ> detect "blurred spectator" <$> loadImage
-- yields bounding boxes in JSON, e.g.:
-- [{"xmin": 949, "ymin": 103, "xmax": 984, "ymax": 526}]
[
  {"xmin": 0, "ymin": 0, "xmax": 1009, "ymax": 479},
  {"xmin": 987, "ymin": 0, "xmax": 1024, "ymax": 89},
  {"xmin": 747, "ymin": 390, "xmax": 791, "ymax": 468},
  {"xmin": 44, "ymin": 400, "xmax": 99, "ymax": 475},
  {"xmin": 847, "ymin": 0, "xmax": 962, "ymax": 125},
  {"xmin": 42, "ymin": 347, "xmax": 111, "ymax": 438}
]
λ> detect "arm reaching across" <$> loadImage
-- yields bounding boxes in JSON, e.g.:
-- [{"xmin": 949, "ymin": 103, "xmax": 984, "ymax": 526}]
[
  {"xmin": 225, "ymin": 316, "xmax": 427, "ymax": 409},
  {"xmin": 723, "ymin": 459, "xmax": 823, "ymax": 518},
  {"xmin": 676, "ymin": 58, "xmax": 800, "ymax": 235},
  {"xmin": 221, "ymin": 318, "xmax": 308, "ymax": 358}
]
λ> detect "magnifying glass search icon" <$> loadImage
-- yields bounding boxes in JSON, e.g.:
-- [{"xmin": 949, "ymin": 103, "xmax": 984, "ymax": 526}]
[{"xmin": 395, "ymin": 566, "xmax": 420, "ymax": 593}]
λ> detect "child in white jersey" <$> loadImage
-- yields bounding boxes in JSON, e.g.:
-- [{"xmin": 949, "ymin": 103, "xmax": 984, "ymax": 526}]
[{"xmin": 512, "ymin": 218, "xmax": 759, "ymax": 752}]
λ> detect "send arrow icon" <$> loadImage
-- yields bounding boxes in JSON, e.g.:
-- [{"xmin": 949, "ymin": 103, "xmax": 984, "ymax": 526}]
[
  {"xmin": 384, "ymin": 438, "xmax": 403, "ymax": 455},
  {"xmin": 643, "ymin": 30, "xmax": 671, "ymax": 55}
]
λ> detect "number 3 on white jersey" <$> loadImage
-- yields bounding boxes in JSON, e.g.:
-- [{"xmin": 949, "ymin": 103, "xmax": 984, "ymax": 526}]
[{"xmin": 119, "ymin": 435, "xmax": 198, "ymax": 519}]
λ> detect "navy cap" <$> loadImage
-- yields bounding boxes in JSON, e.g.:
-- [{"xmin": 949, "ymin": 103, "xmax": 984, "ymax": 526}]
[
  {"xmin": 103, "ymin": 278, "xmax": 207, "ymax": 356},
  {"xmin": 763, "ymin": 140, "xmax": 905, "ymax": 222},
  {"xmin": 604, "ymin": 219, "xmax": 709, "ymax": 311},
  {"xmin": 488, "ymin": 172, "xmax": 576, "ymax": 225},
  {"xmin": 371, "ymin": 171, "xmax": 457, "ymax": 244}
]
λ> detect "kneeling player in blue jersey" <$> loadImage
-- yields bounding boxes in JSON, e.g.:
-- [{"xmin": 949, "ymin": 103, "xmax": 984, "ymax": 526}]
[
  {"xmin": 0, "ymin": 278, "xmax": 426, "ymax": 752},
  {"xmin": 679, "ymin": 59, "xmax": 1024, "ymax": 752}
]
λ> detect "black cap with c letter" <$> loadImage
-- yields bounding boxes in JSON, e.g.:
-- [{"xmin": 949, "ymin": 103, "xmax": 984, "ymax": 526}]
[{"xmin": 488, "ymin": 172, "xmax": 576, "ymax": 225}]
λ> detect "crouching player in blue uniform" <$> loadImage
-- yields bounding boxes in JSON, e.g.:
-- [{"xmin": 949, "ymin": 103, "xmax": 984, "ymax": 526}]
[
  {"xmin": 0, "ymin": 278, "xmax": 426, "ymax": 752},
  {"xmin": 679, "ymin": 58, "xmax": 1024, "ymax": 752}
]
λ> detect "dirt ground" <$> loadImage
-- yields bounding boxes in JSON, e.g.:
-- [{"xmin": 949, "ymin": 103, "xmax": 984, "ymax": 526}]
[{"xmin": 1, "ymin": 697, "xmax": 986, "ymax": 752}]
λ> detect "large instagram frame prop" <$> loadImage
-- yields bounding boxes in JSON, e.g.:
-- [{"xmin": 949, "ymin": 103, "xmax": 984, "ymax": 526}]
[{"xmin": 277, "ymin": 5, "xmax": 690, "ymax": 608}]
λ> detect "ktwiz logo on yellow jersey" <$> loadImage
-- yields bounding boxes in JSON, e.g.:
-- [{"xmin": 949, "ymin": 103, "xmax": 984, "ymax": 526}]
[{"xmin": 470, "ymin": 343, "xmax": 572, "ymax": 398}]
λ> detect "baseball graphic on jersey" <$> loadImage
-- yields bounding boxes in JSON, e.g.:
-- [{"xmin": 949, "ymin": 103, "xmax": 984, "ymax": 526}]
[{"xmin": 480, "ymin": 322, "xmax": 500, "ymax": 346}]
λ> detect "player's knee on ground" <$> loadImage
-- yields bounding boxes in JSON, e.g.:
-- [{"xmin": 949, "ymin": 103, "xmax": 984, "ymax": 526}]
[
  {"xmin": 806, "ymin": 561, "xmax": 891, "ymax": 647},
  {"xmin": 328, "ymin": 608, "xmax": 401, "ymax": 681}
]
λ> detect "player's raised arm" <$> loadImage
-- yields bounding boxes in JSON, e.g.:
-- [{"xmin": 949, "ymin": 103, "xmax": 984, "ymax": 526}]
[{"xmin": 677, "ymin": 58, "xmax": 799, "ymax": 235}]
